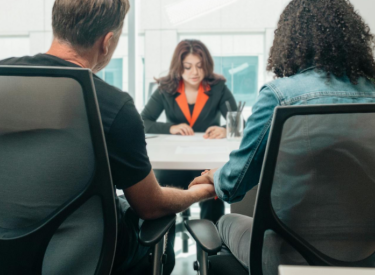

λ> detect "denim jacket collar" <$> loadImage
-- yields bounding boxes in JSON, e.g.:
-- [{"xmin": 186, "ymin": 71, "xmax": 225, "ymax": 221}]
[{"xmin": 298, "ymin": 66, "xmax": 316, "ymax": 74}]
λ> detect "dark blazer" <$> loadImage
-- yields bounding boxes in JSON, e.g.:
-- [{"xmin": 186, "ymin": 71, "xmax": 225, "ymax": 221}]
[{"xmin": 141, "ymin": 80, "xmax": 237, "ymax": 134}]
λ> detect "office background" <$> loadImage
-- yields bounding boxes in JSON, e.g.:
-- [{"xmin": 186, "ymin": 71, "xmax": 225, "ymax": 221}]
[{"xmin": 0, "ymin": 0, "xmax": 373, "ymax": 118}]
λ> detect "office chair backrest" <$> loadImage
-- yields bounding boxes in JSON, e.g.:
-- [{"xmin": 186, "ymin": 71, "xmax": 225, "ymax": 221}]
[
  {"xmin": 250, "ymin": 104, "xmax": 375, "ymax": 275},
  {"xmin": 148, "ymin": 82, "xmax": 158, "ymax": 100},
  {"xmin": 0, "ymin": 66, "xmax": 117, "ymax": 275}
]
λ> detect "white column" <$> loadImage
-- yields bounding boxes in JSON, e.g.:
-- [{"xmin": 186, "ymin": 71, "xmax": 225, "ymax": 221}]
[{"xmin": 128, "ymin": 0, "xmax": 138, "ymax": 101}]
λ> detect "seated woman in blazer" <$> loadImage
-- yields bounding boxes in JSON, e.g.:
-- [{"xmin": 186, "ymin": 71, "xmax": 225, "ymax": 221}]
[
  {"xmin": 141, "ymin": 39, "xmax": 237, "ymax": 139},
  {"xmin": 141, "ymin": 39, "xmax": 237, "ymax": 222}
]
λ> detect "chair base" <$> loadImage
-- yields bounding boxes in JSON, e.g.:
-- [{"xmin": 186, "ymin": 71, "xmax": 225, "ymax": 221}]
[
  {"xmin": 208, "ymin": 255, "xmax": 248, "ymax": 275},
  {"xmin": 176, "ymin": 208, "xmax": 191, "ymax": 253}
]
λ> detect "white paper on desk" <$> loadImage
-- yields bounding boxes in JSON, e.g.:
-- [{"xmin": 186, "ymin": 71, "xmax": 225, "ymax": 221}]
[
  {"xmin": 165, "ymin": 136, "xmax": 205, "ymax": 141},
  {"xmin": 175, "ymin": 146, "xmax": 229, "ymax": 155}
]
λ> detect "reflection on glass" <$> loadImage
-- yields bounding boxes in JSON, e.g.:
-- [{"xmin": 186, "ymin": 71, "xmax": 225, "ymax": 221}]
[
  {"xmin": 165, "ymin": 0, "xmax": 238, "ymax": 26},
  {"xmin": 213, "ymin": 56, "xmax": 258, "ymax": 106},
  {"xmin": 96, "ymin": 58, "xmax": 123, "ymax": 90}
]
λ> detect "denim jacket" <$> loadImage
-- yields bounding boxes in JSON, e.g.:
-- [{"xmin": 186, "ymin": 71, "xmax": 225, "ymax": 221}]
[{"xmin": 214, "ymin": 67, "xmax": 375, "ymax": 203}]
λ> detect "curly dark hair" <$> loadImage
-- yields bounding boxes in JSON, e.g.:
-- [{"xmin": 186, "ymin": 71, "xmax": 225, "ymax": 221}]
[{"xmin": 267, "ymin": 0, "xmax": 375, "ymax": 84}]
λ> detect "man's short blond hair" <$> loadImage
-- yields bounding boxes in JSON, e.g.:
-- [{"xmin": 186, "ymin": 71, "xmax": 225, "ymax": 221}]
[{"xmin": 52, "ymin": 0, "xmax": 130, "ymax": 49}]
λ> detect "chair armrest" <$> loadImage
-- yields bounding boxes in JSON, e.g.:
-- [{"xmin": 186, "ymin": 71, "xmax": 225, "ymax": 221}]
[
  {"xmin": 185, "ymin": 219, "xmax": 222, "ymax": 253},
  {"xmin": 139, "ymin": 214, "xmax": 176, "ymax": 246}
]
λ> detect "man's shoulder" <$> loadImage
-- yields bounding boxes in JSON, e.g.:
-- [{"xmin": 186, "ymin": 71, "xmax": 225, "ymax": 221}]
[
  {"xmin": 0, "ymin": 54, "xmax": 84, "ymax": 72},
  {"xmin": 0, "ymin": 56, "xmax": 33, "ymax": 66},
  {"xmin": 93, "ymin": 75, "xmax": 133, "ymax": 104}
]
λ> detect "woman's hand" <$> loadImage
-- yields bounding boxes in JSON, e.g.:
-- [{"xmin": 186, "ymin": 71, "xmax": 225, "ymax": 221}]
[
  {"xmin": 203, "ymin": 126, "xmax": 226, "ymax": 139},
  {"xmin": 170, "ymin": 123, "xmax": 195, "ymax": 136},
  {"xmin": 189, "ymin": 168, "xmax": 217, "ymax": 189}
]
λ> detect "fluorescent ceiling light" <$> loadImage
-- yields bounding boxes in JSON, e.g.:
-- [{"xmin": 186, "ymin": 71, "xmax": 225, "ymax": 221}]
[
  {"xmin": 229, "ymin": 63, "xmax": 249, "ymax": 75},
  {"xmin": 166, "ymin": 0, "xmax": 238, "ymax": 26}
]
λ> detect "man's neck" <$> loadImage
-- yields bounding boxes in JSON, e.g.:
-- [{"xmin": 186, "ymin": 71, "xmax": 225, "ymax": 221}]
[{"xmin": 46, "ymin": 39, "xmax": 96, "ymax": 70}]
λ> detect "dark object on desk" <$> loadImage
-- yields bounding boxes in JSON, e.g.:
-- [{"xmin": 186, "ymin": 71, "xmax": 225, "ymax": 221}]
[
  {"xmin": 187, "ymin": 104, "xmax": 375, "ymax": 275},
  {"xmin": 0, "ymin": 66, "xmax": 174, "ymax": 275},
  {"xmin": 146, "ymin": 134, "xmax": 158, "ymax": 139}
]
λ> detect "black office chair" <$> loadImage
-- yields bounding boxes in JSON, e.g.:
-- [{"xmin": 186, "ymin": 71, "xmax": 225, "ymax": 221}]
[
  {"xmin": 0, "ymin": 66, "xmax": 174, "ymax": 275},
  {"xmin": 148, "ymin": 82, "xmax": 158, "ymax": 100},
  {"xmin": 186, "ymin": 104, "xmax": 375, "ymax": 275}
]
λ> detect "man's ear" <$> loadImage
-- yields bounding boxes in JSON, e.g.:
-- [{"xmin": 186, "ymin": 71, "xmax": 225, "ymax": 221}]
[{"xmin": 102, "ymin": 32, "xmax": 114, "ymax": 56}]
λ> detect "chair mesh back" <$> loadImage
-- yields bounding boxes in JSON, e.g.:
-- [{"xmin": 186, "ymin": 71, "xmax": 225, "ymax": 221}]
[
  {"xmin": 269, "ymin": 113, "xmax": 375, "ymax": 264},
  {"xmin": 0, "ymin": 75, "xmax": 104, "ymax": 274}
]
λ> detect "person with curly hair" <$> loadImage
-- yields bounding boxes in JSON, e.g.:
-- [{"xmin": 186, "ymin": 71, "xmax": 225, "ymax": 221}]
[{"xmin": 189, "ymin": 0, "xmax": 375, "ymax": 273}]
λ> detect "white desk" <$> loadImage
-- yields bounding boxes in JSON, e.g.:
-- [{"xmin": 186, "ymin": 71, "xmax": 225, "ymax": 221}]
[
  {"xmin": 279, "ymin": 266, "xmax": 375, "ymax": 275},
  {"xmin": 146, "ymin": 134, "xmax": 241, "ymax": 170}
]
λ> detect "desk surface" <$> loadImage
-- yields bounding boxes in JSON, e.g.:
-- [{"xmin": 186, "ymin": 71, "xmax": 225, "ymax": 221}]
[
  {"xmin": 279, "ymin": 266, "xmax": 375, "ymax": 275},
  {"xmin": 146, "ymin": 134, "xmax": 241, "ymax": 170}
]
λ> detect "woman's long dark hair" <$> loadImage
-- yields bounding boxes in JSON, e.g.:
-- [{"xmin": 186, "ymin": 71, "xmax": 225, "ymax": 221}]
[
  {"xmin": 156, "ymin": 40, "xmax": 225, "ymax": 94},
  {"xmin": 267, "ymin": 0, "xmax": 375, "ymax": 84}
]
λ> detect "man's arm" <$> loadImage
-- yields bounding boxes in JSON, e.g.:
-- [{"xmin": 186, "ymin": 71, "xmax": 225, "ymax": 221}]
[
  {"xmin": 125, "ymin": 170, "xmax": 216, "ymax": 220},
  {"xmin": 109, "ymin": 97, "xmax": 214, "ymax": 219}
]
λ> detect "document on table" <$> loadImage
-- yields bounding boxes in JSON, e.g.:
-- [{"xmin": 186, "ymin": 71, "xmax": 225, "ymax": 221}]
[
  {"xmin": 165, "ymin": 136, "xmax": 205, "ymax": 141},
  {"xmin": 175, "ymin": 146, "xmax": 230, "ymax": 155}
]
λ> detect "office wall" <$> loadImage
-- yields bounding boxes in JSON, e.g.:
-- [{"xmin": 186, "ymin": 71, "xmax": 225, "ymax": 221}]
[
  {"xmin": 0, "ymin": 0, "xmax": 374, "ymax": 107},
  {"xmin": 140, "ymin": 0, "xmax": 290, "ymax": 92},
  {"xmin": 0, "ymin": 0, "xmax": 50, "ymax": 59},
  {"xmin": 351, "ymin": 0, "xmax": 375, "ymax": 32}
]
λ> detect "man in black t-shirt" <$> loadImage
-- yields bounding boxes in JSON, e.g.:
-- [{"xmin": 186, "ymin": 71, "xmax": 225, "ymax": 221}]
[{"xmin": 0, "ymin": 1, "xmax": 216, "ymax": 274}]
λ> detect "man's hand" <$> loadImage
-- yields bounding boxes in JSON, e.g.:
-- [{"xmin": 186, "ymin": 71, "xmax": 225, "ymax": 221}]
[
  {"xmin": 188, "ymin": 183, "xmax": 216, "ymax": 199},
  {"xmin": 125, "ymin": 170, "xmax": 216, "ymax": 220},
  {"xmin": 203, "ymin": 126, "xmax": 226, "ymax": 139},
  {"xmin": 170, "ymin": 123, "xmax": 195, "ymax": 136},
  {"xmin": 189, "ymin": 168, "xmax": 217, "ymax": 189}
]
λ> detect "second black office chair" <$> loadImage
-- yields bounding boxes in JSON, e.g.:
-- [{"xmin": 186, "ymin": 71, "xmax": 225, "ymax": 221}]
[{"xmin": 186, "ymin": 104, "xmax": 375, "ymax": 275}]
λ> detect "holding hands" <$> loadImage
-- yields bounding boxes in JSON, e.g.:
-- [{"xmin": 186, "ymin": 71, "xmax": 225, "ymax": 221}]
[
  {"xmin": 189, "ymin": 168, "xmax": 217, "ymax": 189},
  {"xmin": 188, "ymin": 183, "xmax": 216, "ymax": 200},
  {"xmin": 203, "ymin": 126, "xmax": 226, "ymax": 139},
  {"xmin": 170, "ymin": 123, "xmax": 194, "ymax": 136}
]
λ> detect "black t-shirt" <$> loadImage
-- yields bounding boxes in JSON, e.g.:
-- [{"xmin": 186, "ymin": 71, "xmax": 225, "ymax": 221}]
[{"xmin": 0, "ymin": 54, "xmax": 152, "ymax": 190}]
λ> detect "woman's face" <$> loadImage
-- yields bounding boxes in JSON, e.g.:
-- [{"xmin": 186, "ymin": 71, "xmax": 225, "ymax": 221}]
[{"xmin": 181, "ymin": 53, "xmax": 204, "ymax": 88}]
